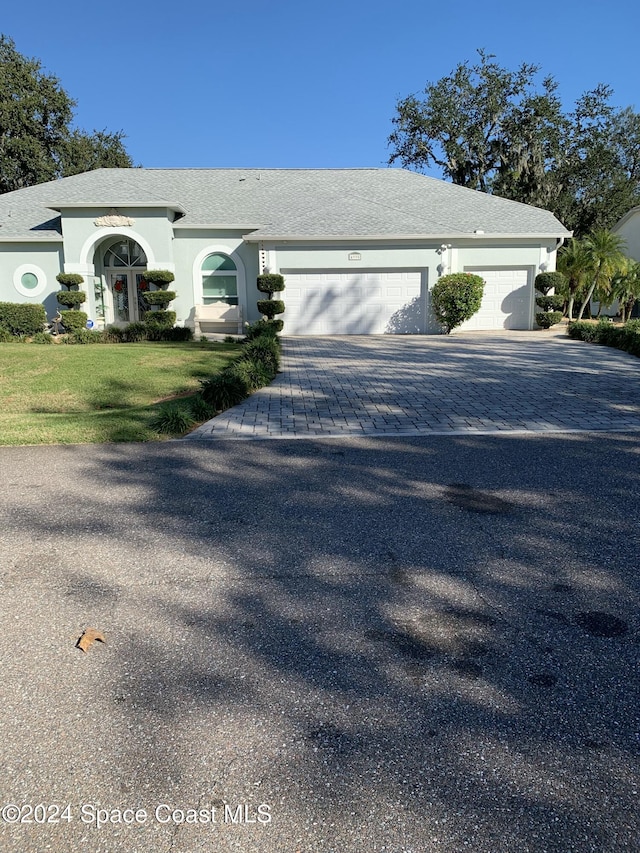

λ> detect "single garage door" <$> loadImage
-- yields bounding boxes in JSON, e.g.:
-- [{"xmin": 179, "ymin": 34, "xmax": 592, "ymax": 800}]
[
  {"xmin": 456, "ymin": 268, "xmax": 532, "ymax": 331},
  {"xmin": 281, "ymin": 270, "xmax": 424, "ymax": 335}
]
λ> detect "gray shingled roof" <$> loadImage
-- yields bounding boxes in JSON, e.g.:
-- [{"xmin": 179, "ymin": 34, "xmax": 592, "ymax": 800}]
[{"xmin": 0, "ymin": 168, "xmax": 569, "ymax": 241}]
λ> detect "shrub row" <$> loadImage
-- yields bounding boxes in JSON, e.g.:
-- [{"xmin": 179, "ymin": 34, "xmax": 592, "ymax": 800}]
[
  {"xmin": 150, "ymin": 323, "xmax": 281, "ymax": 436},
  {"xmin": 0, "ymin": 302, "xmax": 47, "ymax": 336},
  {"xmin": 198, "ymin": 324, "xmax": 281, "ymax": 412},
  {"xmin": 567, "ymin": 319, "xmax": 640, "ymax": 356}
]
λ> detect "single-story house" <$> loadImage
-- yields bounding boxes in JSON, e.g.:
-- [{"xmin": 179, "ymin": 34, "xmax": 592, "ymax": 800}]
[{"xmin": 0, "ymin": 168, "xmax": 570, "ymax": 335}]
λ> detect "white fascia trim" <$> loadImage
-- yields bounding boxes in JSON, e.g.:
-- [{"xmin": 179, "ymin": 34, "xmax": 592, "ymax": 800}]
[
  {"xmin": 0, "ymin": 236, "xmax": 62, "ymax": 243},
  {"xmin": 173, "ymin": 223, "xmax": 263, "ymax": 230},
  {"xmin": 241, "ymin": 231, "xmax": 571, "ymax": 243},
  {"xmin": 48, "ymin": 202, "xmax": 186, "ymax": 213}
]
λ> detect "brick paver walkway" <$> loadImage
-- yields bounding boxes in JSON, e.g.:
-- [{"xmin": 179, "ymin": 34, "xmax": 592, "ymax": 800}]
[{"xmin": 185, "ymin": 332, "xmax": 640, "ymax": 440}]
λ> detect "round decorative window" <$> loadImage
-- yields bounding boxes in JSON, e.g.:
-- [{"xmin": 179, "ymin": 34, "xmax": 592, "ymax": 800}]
[
  {"xmin": 21, "ymin": 272, "xmax": 39, "ymax": 290},
  {"xmin": 13, "ymin": 264, "xmax": 47, "ymax": 298}
]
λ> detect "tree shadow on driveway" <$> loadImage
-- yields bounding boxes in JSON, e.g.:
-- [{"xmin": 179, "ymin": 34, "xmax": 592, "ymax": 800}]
[{"xmin": 0, "ymin": 432, "xmax": 638, "ymax": 852}]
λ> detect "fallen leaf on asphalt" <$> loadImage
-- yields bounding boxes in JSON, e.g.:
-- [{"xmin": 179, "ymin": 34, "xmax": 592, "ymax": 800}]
[{"xmin": 76, "ymin": 628, "xmax": 106, "ymax": 652}]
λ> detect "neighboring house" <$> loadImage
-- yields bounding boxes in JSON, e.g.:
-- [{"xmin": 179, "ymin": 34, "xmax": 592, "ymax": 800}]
[
  {"xmin": 613, "ymin": 207, "xmax": 640, "ymax": 263},
  {"xmin": 0, "ymin": 168, "xmax": 570, "ymax": 335}
]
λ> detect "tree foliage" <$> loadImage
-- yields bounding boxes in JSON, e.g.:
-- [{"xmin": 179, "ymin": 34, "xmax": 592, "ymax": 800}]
[
  {"xmin": 0, "ymin": 35, "xmax": 133, "ymax": 194},
  {"xmin": 389, "ymin": 51, "xmax": 640, "ymax": 236}
]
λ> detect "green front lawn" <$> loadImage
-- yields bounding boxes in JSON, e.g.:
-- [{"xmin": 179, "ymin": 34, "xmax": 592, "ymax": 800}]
[{"xmin": 0, "ymin": 340, "xmax": 242, "ymax": 445}]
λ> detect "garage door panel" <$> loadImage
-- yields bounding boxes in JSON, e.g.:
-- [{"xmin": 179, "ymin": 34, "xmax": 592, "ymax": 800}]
[
  {"xmin": 282, "ymin": 271, "xmax": 424, "ymax": 335},
  {"xmin": 456, "ymin": 269, "xmax": 532, "ymax": 331}
]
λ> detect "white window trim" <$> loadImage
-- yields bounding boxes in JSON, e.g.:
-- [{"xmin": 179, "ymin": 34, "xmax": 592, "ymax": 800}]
[
  {"xmin": 192, "ymin": 245, "xmax": 246, "ymax": 308},
  {"xmin": 13, "ymin": 263, "xmax": 47, "ymax": 298}
]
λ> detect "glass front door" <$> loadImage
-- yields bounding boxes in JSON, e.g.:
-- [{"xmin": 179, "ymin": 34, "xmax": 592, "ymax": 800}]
[{"xmin": 108, "ymin": 271, "xmax": 148, "ymax": 324}]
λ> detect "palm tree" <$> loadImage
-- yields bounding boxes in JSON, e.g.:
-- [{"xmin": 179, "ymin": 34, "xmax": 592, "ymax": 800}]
[
  {"xmin": 576, "ymin": 230, "xmax": 627, "ymax": 321},
  {"xmin": 611, "ymin": 258, "xmax": 640, "ymax": 321},
  {"xmin": 557, "ymin": 238, "xmax": 590, "ymax": 319}
]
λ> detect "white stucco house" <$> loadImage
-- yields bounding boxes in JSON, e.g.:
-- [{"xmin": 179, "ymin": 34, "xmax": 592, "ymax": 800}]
[
  {"xmin": 0, "ymin": 168, "xmax": 570, "ymax": 335},
  {"xmin": 613, "ymin": 207, "xmax": 640, "ymax": 262}
]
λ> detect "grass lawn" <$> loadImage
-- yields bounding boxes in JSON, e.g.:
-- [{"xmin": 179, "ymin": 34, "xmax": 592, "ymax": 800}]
[{"xmin": 0, "ymin": 340, "xmax": 242, "ymax": 445}]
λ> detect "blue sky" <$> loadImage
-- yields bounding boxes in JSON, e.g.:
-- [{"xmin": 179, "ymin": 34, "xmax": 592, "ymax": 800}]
[{"xmin": 3, "ymin": 0, "xmax": 639, "ymax": 175}]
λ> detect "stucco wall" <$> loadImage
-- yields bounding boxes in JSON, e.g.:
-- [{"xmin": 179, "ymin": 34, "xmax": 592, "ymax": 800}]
[
  {"xmin": 173, "ymin": 230, "xmax": 260, "ymax": 326},
  {"xmin": 0, "ymin": 242, "xmax": 64, "ymax": 320}
]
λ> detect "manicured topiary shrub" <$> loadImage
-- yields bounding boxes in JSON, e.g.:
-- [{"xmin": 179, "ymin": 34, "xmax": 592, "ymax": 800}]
[
  {"xmin": 257, "ymin": 273, "xmax": 285, "ymax": 295},
  {"xmin": 56, "ymin": 290, "xmax": 87, "ymax": 308},
  {"xmin": 143, "ymin": 270, "xmax": 175, "ymax": 288},
  {"xmin": 536, "ymin": 295, "xmax": 564, "ymax": 312},
  {"xmin": 535, "ymin": 311, "xmax": 564, "ymax": 329},
  {"xmin": 535, "ymin": 271, "xmax": 566, "ymax": 293},
  {"xmin": 535, "ymin": 271, "xmax": 566, "ymax": 329},
  {"xmin": 0, "ymin": 302, "xmax": 47, "ymax": 336},
  {"xmin": 141, "ymin": 290, "xmax": 176, "ymax": 308},
  {"xmin": 56, "ymin": 273, "xmax": 84, "ymax": 289},
  {"xmin": 256, "ymin": 273, "xmax": 285, "ymax": 325},
  {"xmin": 56, "ymin": 273, "xmax": 87, "ymax": 310},
  {"xmin": 431, "ymin": 272, "xmax": 485, "ymax": 333},
  {"xmin": 59, "ymin": 310, "xmax": 88, "ymax": 333},
  {"xmin": 257, "ymin": 299, "xmax": 285, "ymax": 319}
]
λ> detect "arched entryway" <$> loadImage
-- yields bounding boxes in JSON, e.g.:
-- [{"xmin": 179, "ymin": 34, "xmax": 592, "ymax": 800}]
[{"xmin": 99, "ymin": 238, "xmax": 148, "ymax": 325}]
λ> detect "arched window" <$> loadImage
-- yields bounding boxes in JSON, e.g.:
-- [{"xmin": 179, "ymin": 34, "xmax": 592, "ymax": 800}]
[
  {"xmin": 201, "ymin": 253, "xmax": 238, "ymax": 305},
  {"xmin": 103, "ymin": 239, "xmax": 147, "ymax": 268}
]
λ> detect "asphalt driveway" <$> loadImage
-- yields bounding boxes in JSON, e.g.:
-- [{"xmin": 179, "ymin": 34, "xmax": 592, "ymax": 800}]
[
  {"xmin": 1, "ymin": 331, "xmax": 639, "ymax": 852},
  {"xmin": 188, "ymin": 332, "xmax": 640, "ymax": 439}
]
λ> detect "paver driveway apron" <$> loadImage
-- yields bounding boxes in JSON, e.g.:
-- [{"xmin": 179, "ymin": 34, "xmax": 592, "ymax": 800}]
[{"xmin": 186, "ymin": 332, "xmax": 640, "ymax": 439}]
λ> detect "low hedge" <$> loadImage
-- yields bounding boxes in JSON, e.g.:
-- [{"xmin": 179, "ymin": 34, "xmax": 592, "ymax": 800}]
[
  {"xmin": 568, "ymin": 320, "xmax": 640, "ymax": 356},
  {"xmin": 0, "ymin": 302, "xmax": 47, "ymax": 336}
]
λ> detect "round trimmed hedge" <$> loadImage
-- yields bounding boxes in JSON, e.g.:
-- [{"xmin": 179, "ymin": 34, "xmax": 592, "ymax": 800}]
[{"xmin": 431, "ymin": 273, "xmax": 485, "ymax": 333}]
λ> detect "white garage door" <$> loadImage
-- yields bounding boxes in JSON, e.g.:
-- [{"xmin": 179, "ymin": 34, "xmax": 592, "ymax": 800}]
[
  {"xmin": 456, "ymin": 269, "xmax": 532, "ymax": 331},
  {"xmin": 281, "ymin": 270, "xmax": 424, "ymax": 335}
]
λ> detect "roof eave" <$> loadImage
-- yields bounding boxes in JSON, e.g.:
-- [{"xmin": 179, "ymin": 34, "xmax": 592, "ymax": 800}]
[
  {"xmin": 47, "ymin": 201, "xmax": 187, "ymax": 214},
  {"xmin": 242, "ymin": 231, "xmax": 571, "ymax": 243}
]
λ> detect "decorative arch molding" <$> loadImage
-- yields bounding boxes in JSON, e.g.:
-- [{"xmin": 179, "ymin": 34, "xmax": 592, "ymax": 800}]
[
  {"xmin": 77, "ymin": 227, "xmax": 157, "ymax": 269},
  {"xmin": 192, "ymin": 244, "xmax": 247, "ymax": 308}
]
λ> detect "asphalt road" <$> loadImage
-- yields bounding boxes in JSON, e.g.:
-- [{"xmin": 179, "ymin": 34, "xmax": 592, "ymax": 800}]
[{"xmin": 0, "ymin": 433, "xmax": 638, "ymax": 852}]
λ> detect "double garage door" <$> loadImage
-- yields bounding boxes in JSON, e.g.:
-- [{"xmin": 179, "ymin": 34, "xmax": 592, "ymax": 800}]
[
  {"xmin": 281, "ymin": 268, "xmax": 532, "ymax": 335},
  {"xmin": 282, "ymin": 270, "xmax": 424, "ymax": 335}
]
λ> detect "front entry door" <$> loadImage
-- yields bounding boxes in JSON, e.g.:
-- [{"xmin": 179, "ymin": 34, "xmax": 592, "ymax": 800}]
[{"xmin": 109, "ymin": 271, "xmax": 147, "ymax": 324}]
